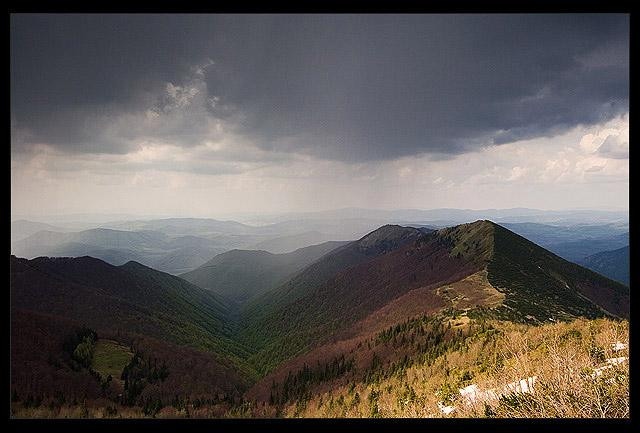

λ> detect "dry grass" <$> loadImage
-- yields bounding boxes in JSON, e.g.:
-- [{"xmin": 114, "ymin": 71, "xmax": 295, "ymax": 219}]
[
  {"xmin": 457, "ymin": 319, "xmax": 629, "ymax": 418},
  {"xmin": 278, "ymin": 318, "xmax": 628, "ymax": 418}
]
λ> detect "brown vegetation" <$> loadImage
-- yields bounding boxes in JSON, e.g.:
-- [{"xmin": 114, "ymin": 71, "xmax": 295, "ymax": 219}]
[{"xmin": 254, "ymin": 317, "xmax": 628, "ymax": 418}]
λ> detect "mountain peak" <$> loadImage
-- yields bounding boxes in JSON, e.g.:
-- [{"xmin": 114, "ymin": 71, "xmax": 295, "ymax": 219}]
[
  {"xmin": 120, "ymin": 260, "xmax": 148, "ymax": 269},
  {"xmin": 436, "ymin": 219, "xmax": 497, "ymax": 262},
  {"xmin": 356, "ymin": 225, "xmax": 423, "ymax": 252}
]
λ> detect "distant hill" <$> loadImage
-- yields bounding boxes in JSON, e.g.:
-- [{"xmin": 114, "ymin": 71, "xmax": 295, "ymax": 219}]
[
  {"xmin": 247, "ymin": 207, "xmax": 628, "ymax": 226},
  {"xmin": 544, "ymin": 233, "xmax": 629, "ymax": 263},
  {"xmin": 502, "ymin": 222, "xmax": 628, "ymax": 262},
  {"xmin": 12, "ymin": 223, "xmax": 362, "ymax": 275},
  {"xmin": 11, "ymin": 220, "xmax": 67, "ymax": 243},
  {"xmin": 251, "ymin": 231, "xmax": 342, "ymax": 254},
  {"xmin": 11, "ymin": 228, "xmax": 228, "ymax": 274},
  {"xmin": 101, "ymin": 217, "xmax": 383, "ymax": 247},
  {"xmin": 235, "ymin": 221, "xmax": 629, "ymax": 374},
  {"xmin": 578, "ymin": 246, "xmax": 629, "ymax": 286},
  {"xmin": 180, "ymin": 241, "xmax": 349, "ymax": 303},
  {"xmin": 101, "ymin": 217, "xmax": 256, "ymax": 237},
  {"xmin": 13, "ymin": 228, "xmax": 167, "ymax": 253},
  {"xmin": 501, "ymin": 222, "xmax": 628, "ymax": 245}
]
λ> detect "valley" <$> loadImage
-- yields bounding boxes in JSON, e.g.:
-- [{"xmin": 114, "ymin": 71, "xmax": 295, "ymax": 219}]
[{"xmin": 9, "ymin": 215, "xmax": 630, "ymax": 418}]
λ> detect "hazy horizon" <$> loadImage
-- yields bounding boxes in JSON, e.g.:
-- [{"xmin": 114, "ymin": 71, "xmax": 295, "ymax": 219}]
[
  {"xmin": 12, "ymin": 204, "xmax": 631, "ymax": 218},
  {"xmin": 11, "ymin": 206, "xmax": 630, "ymax": 228}
]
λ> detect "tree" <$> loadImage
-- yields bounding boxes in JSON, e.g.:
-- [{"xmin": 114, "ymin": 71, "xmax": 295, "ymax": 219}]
[{"xmin": 72, "ymin": 336, "xmax": 95, "ymax": 368}]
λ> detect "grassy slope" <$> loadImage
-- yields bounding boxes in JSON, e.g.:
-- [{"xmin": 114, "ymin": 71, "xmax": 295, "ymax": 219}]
[
  {"xmin": 485, "ymin": 222, "xmax": 629, "ymax": 323},
  {"xmin": 91, "ymin": 339, "xmax": 133, "ymax": 381},
  {"xmin": 257, "ymin": 316, "xmax": 628, "ymax": 418}
]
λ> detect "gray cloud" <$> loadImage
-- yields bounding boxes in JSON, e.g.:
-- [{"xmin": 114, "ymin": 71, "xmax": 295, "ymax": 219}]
[
  {"xmin": 597, "ymin": 134, "xmax": 629, "ymax": 160},
  {"xmin": 11, "ymin": 14, "xmax": 629, "ymax": 162}
]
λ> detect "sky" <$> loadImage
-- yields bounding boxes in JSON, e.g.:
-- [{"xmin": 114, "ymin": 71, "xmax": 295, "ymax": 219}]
[{"xmin": 10, "ymin": 14, "xmax": 629, "ymax": 218}]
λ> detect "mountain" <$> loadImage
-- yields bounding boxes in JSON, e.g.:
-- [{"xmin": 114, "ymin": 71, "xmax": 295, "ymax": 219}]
[
  {"xmin": 251, "ymin": 231, "xmax": 339, "ymax": 254},
  {"xmin": 9, "ymin": 255, "xmax": 254, "ymax": 376},
  {"xmin": 239, "ymin": 207, "xmax": 629, "ymax": 227},
  {"xmin": 544, "ymin": 233, "xmax": 629, "ymax": 263},
  {"xmin": 483, "ymin": 221, "xmax": 627, "ymax": 319},
  {"xmin": 180, "ymin": 241, "xmax": 349, "ymax": 303},
  {"xmin": 235, "ymin": 221, "xmax": 629, "ymax": 375},
  {"xmin": 242, "ymin": 225, "xmax": 425, "ymax": 316},
  {"xmin": 9, "ymin": 220, "xmax": 630, "ymax": 418},
  {"xmin": 501, "ymin": 222, "xmax": 628, "ymax": 245},
  {"xmin": 239, "ymin": 221, "xmax": 630, "ymax": 415},
  {"xmin": 502, "ymin": 222, "xmax": 629, "ymax": 262},
  {"xmin": 11, "ymin": 228, "xmax": 228, "ymax": 274},
  {"xmin": 101, "ymin": 217, "xmax": 256, "ymax": 237},
  {"xmin": 578, "ymin": 246, "xmax": 629, "ymax": 286},
  {"xmin": 11, "ymin": 219, "xmax": 67, "ymax": 243}
]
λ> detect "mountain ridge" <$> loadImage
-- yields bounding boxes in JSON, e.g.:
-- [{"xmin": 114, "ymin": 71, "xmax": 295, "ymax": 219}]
[{"xmin": 234, "ymin": 220, "xmax": 629, "ymax": 374}]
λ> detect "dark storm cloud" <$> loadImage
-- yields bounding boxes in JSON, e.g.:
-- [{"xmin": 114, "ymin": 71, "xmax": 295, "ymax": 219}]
[{"xmin": 10, "ymin": 14, "xmax": 629, "ymax": 161}]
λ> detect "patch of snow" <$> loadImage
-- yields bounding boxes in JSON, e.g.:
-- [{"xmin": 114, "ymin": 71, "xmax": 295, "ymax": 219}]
[
  {"xmin": 503, "ymin": 376, "xmax": 537, "ymax": 395},
  {"xmin": 457, "ymin": 376, "xmax": 537, "ymax": 406},
  {"xmin": 459, "ymin": 384, "xmax": 480, "ymax": 403},
  {"xmin": 611, "ymin": 341, "xmax": 627, "ymax": 352},
  {"xmin": 592, "ymin": 365, "xmax": 612, "ymax": 377},
  {"xmin": 437, "ymin": 402, "xmax": 455, "ymax": 415},
  {"xmin": 591, "ymin": 357, "xmax": 628, "ymax": 378}
]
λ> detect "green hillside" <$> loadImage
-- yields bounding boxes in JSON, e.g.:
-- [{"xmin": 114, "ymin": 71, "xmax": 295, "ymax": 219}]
[{"xmin": 485, "ymin": 222, "xmax": 629, "ymax": 322}]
